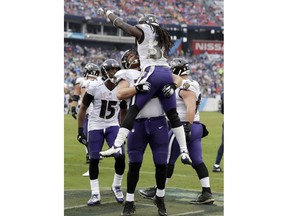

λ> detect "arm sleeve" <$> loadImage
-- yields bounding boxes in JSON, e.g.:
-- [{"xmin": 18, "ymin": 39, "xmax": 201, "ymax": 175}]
[{"xmin": 82, "ymin": 92, "xmax": 94, "ymax": 107}]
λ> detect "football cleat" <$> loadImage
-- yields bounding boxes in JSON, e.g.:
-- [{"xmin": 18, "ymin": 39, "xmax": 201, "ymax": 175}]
[
  {"xmin": 153, "ymin": 196, "xmax": 167, "ymax": 216},
  {"xmin": 138, "ymin": 186, "xmax": 156, "ymax": 200},
  {"xmin": 82, "ymin": 170, "xmax": 89, "ymax": 177},
  {"xmin": 121, "ymin": 201, "xmax": 136, "ymax": 216},
  {"xmin": 212, "ymin": 165, "xmax": 223, "ymax": 172},
  {"xmin": 87, "ymin": 194, "xmax": 101, "ymax": 206},
  {"xmin": 100, "ymin": 146, "xmax": 122, "ymax": 157},
  {"xmin": 111, "ymin": 186, "xmax": 124, "ymax": 203},
  {"xmin": 180, "ymin": 150, "xmax": 192, "ymax": 165},
  {"xmin": 190, "ymin": 192, "xmax": 215, "ymax": 205}
]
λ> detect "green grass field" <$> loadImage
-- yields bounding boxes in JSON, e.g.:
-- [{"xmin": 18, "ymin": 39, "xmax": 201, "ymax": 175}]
[{"xmin": 64, "ymin": 111, "xmax": 224, "ymax": 193}]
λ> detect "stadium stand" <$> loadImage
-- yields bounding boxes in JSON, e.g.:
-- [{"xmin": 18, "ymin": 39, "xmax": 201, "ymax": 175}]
[
  {"xmin": 64, "ymin": 0, "xmax": 224, "ymax": 99},
  {"xmin": 64, "ymin": 0, "xmax": 223, "ymax": 26}
]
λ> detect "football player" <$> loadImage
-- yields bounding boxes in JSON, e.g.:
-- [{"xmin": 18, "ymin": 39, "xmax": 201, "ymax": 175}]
[
  {"xmin": 77, "ymin": 59, "xmax": 142, "ymax": 206},
  {"xmin": 139, "ymin": 58, "xmax": 215, "ymax": 205},
  {"xmin": 115, "ymin": 49, "xmax": 174, "ymax": 216},
  {"xmin": 98, "ymin": 9, "xmax": 192, "ymax": 172},
  {"xmin": 71, "ymin": 63, "xmax": 100, "ymax": 176}
]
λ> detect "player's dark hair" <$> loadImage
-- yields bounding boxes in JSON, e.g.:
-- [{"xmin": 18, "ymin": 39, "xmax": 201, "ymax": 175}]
[{"xmin": 151, "ymin": 25, "xmax": 173, "ymax": 56}]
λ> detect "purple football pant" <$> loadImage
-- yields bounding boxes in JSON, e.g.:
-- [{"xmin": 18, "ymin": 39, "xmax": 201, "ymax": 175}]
[
  {"xmin": 127, "ymin": 116, "xmax": 169, "ymax": 165},
  {"xmin": 168, "ymin": 122, "xmax": 204, "ymax": 167},
  {"xmin": 133, "ymin": 66, "xmax": 176, "ymax": 112},
  {"xmin": 83, "ymin": 114, "xmax": 89, "ymax": 137},
  {"xmin": 88, "ymin": 126, "xmax": 124, "ymax": 159}
]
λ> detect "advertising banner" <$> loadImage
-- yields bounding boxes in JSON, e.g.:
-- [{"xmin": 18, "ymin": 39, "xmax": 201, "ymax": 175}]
[{"xmin": 192, "ymin": 40, "xmax": 223, "ymax": 54}]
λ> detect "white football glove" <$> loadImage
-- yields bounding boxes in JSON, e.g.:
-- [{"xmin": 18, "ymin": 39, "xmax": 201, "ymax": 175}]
[
  {"xmin": 162, "ymin": 83, "xmax": 177, "ymax": 97},
  {"xmin": 135, "ymin": 81, "xmax": 151, "ymax": 93},
  {"xmin": 97, "ymin": 8, "xmax": 105, "ymax": 16},
  {"xmin": 180, "ymin": 150, "xmax": 192, "ymax": 165},
  {"xmin": 97, "ymin": 8, "xmax": 113, "ymax": 17}
]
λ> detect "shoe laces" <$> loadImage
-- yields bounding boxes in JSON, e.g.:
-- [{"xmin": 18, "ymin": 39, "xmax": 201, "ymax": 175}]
[
  {"xmin": 114, "ymin": 186, "xmax": 123, "ymax": 196},
  {"xmin": 91, "ymin": 194, "xmax": 99, "ymax": 200}
]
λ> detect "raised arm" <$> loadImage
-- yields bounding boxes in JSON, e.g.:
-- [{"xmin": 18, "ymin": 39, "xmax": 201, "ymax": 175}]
[{"xmin": 97, "ymin": 8, "xmax": 143, "ymax": 40}]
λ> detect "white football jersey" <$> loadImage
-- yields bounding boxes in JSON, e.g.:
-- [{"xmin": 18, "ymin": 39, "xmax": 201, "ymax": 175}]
[
  {"xmin": 136, "ymin": 24, "xmax": 170, "ymax": 71},
  {"xmin": 75, "ymin": 77, "xmax": 101, "ymax": 115},
  {"xmin": 86, "ymin": 79, "xmax": 121, "ymax": 130},
  {"xmin": 115, "ymin": 69, "xmax": 164, "ymax": 119},
  {"xmin": 176, "ymin": 79, "xmax": 201, "ymax": 122}
]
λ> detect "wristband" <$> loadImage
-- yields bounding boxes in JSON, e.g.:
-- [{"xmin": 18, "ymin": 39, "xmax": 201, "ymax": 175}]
[
  {"xmin": 113, "ymin": 17, "xmax": 121, "ymax": 27},
  {"xmin": 72, "ymin": 95, "xmax": 80, "ymax": 102},
  {"xmin": 106, "ymin": 10, "xmax": 113, "ymax": 17},
  {"xmin": 172, "ymin": 83, "xmax": 178, "ymax": 90}
]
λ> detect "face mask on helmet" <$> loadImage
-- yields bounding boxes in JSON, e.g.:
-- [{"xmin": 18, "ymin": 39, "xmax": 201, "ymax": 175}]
[
  {"xmin": 100, "ymin": 59, "xmax": 121, "ymax": 83},
  {"xmin": 83, "ymin": 63, "xmax": 100, "ymax": 78},
  {"xmin": 121, "ymin": 49, "xmax": 140, "ymax": 69},
  {"xmin": 170, "ymin": 58, "xmax": 190, "ymax": 76},
  {"xmin": 138, "ymin": 14, "xmax": 159, "ymax": 26}
]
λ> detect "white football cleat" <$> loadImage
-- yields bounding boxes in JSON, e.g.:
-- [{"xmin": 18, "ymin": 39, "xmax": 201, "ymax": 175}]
[
  {"xmin": 100, "ymin": 146, "xmax": 122, "ymax": 157},
  {"xmin": 180, "ymin": 150, "xmax": 192, "ymax": 165},
  {"xmin": 111, "ymin": 185, "xmax": 124, "ymax": 203},
  {"xmin": 87, "ymin": 194, "xmax": 101, "ymax": 206},
  {"xmin": 82, "ymin": 170, "xmax": 89, "ymax": 177}
]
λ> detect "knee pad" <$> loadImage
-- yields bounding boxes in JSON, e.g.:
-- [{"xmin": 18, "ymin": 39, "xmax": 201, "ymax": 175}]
[{"xmin": 166, "ymin": 108, "xmax": 182, "ymax": 128}]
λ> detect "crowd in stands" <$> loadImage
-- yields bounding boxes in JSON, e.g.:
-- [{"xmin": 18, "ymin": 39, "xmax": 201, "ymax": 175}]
[
  {"xmin": 64, "ymin": 0, "xmax": 223, "ymax": 27},
  {"xmin": 64, "ymin": 43, "xmax": 223, "ymax": 98}
]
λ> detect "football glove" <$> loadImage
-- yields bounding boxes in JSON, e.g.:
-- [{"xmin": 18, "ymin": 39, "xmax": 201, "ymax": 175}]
[
  {"xmin": 183, "ymin": 121, "xmax": 191, "ymax": 144},
  {"xmin": 135, "ymin": 81, "xmax": 151, "ymax": 93},
  {"xmin": 162, "ymin": 83, "xmax": 177, "ymax": 97},
  {"xmin": 71, "ymin": 106, "xmax": 77, "ymax": 120},
  {"xmin": 180, "ymin": 150, "xmax": 192, "ymax": 165},
  {"xmin": 77, "ymin": 127, "xmax": 87, "ymax": 146},
  {"xmin": 97, "ymin": 8, "xmax": 105, "ymax": 16},
  {"xmin": 97, "ymin": 8, "xmax": 112, "ymax": 17}
]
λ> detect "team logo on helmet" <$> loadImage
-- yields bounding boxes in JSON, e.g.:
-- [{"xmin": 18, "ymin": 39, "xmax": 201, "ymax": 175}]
[
  {"xmin": 138, "ymin": 14, "xmax": 159, "ymax": 26},
  {"xmin": 170, "ymin": 58, "xmax": 190, "ymax": 76},
  {"xmin": 83, "ymin": 63, "xmax": 100, "ymax": 78}
]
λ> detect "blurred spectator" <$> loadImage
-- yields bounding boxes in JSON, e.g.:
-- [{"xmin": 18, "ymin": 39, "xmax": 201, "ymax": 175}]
[
  {"xmin": 64, "ymin": 43, "xmax": 223, "ymax": 98},
  {"xmin": 64, "ymin": 0, "xmax": 223, "ymax": 26}
]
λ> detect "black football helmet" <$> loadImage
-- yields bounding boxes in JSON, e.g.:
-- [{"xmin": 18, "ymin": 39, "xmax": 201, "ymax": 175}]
[
  {"xmin": 170, "ymin": 58, "xmax": 190, "ymax": 76},
  {"xmin": 100, "ymin": 59, "xmax": 121, "ymax": 83},
  {"xmin": 138, "ymin": 14, "xmax": 159, "ymax": 26},
  {"xmin": 83, "ymin": 63, "xmax": 100, "ymax": 78},
  {"xmin": 121, "ymin": 49, "xmax": 140, "ymax": 69}
]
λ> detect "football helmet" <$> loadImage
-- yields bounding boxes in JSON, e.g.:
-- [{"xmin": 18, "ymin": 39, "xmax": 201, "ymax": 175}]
[
  {"xmin": 83, "ymin": 63, "xmax": 100, "ymax": 78},
  {"xmin": 121, "ymin": 49, "xmax": 140, "ymax": 69},
  {"xmin": 100, "ymin": 59, "xmax": 121, "ymax": 83},
  {"xmin": 138, "ymin": 14, "xmax": 159, "ymax": 26},
  {"xmin": 170, "ymin": 58, "xmax": 190, "ymax": 76}
]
